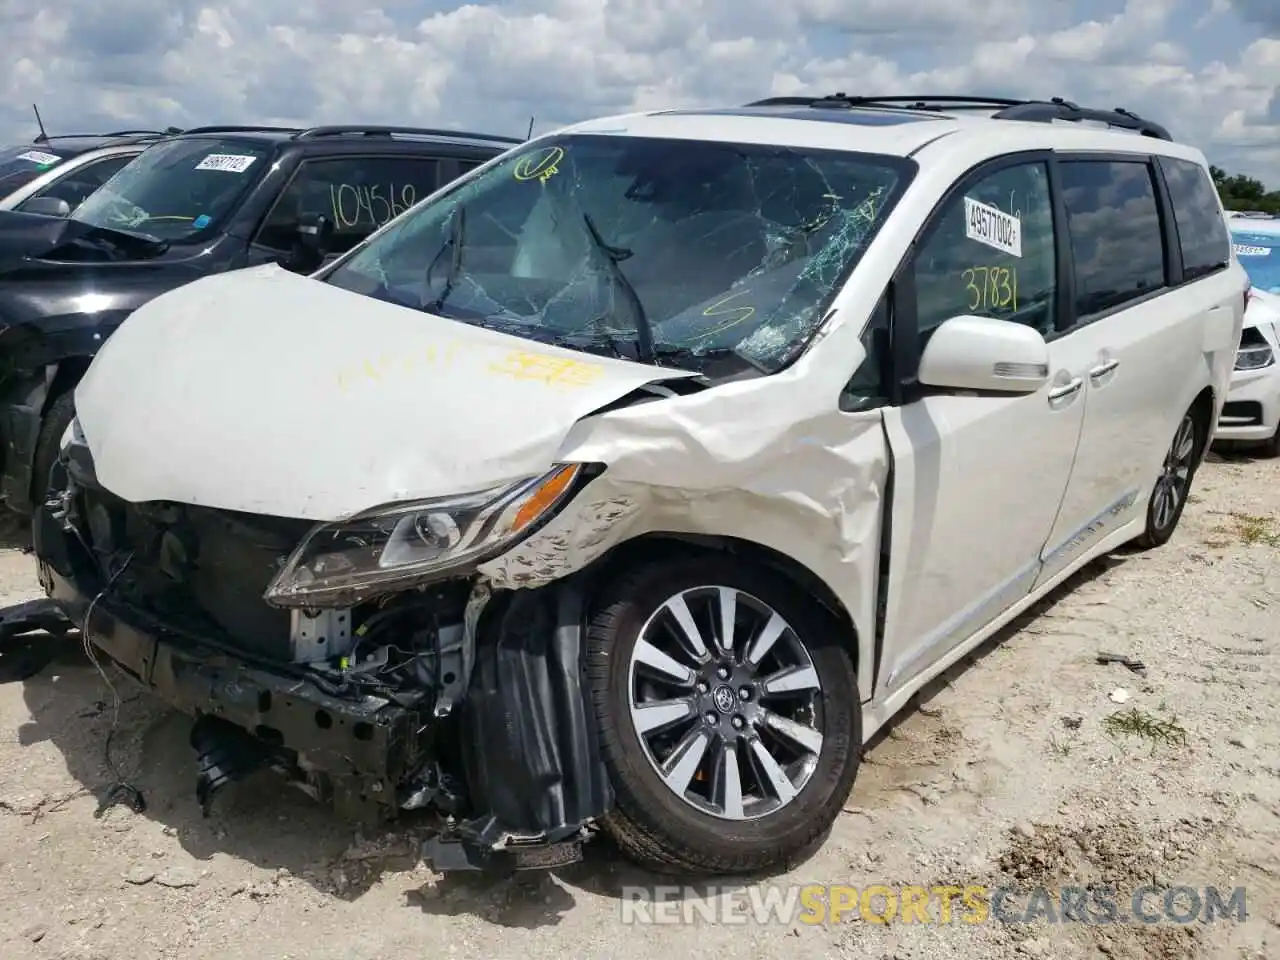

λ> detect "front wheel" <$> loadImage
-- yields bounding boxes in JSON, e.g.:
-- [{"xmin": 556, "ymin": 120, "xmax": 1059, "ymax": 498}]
[
  {"xmin": 1134, "ymin": 408, "xmax": 1205, "ymax": 549},
  {"xmin": 585, "ymin": 555, "xmax": 861, "ymax": 875}
]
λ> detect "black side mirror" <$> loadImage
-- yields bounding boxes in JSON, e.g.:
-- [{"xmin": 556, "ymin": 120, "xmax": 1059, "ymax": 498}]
[
  {"xmin": 21, "ymin": 196, "xmax": 73, "ymax": 218},
  {"xmin": 284, "ymin": 212, "xmax": 333, "ymax": 273}
]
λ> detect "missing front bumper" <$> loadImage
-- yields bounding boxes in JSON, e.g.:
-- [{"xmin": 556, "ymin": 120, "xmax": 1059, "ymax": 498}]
[{"xmin": 32, "ymin": 458, "xmax": 614, "ymax": 870}]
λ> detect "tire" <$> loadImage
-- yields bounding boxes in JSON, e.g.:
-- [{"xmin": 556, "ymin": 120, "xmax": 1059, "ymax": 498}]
[
  {"xmin": 1260, "ymin": 423, "xmax": 1280, "ymax": 459},
  {"xmin": 32, "ymin": 390, "xmax": 76, "ymax": 512},
  {"xmin": 1133, "ymin": 406, "xmax": 1205, "ymax": 550},
  {"xmin": 585, "ymin": 555, "xmax": 861, "ymax": 875}
]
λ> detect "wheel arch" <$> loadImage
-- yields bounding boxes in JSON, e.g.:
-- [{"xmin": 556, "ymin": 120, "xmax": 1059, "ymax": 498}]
[
  {"xmin": 578, "ymin": 531, "xmax": 863, "ymax": 678},
  {"xmin": 1189, "ymin": 384, "xmax": 1215, "ymax": 465}
]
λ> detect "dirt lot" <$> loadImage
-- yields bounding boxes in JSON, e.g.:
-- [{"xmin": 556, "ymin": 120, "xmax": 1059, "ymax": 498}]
[{"xmin": 0, "ymin": 452, "xmax": 1276, "ymax": 960}]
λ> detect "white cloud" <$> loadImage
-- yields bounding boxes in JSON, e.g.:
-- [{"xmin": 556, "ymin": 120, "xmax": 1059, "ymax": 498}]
[{"xmin": 1, "ymin": 0, "xmax": 1277, "ymax": 181}]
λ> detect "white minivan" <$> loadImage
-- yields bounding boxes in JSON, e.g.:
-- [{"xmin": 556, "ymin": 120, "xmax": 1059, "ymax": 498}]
[{"xmin": 35, "ymin": 94, "xmax": 1246, "ymax": 876}]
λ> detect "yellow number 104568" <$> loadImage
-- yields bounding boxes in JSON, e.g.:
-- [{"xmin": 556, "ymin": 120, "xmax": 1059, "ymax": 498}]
[{"xmin": 962, "ymin": 266, "xmax": 1017, "ymax": 313}]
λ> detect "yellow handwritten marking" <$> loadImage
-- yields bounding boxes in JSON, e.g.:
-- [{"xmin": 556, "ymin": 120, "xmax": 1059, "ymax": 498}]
[
  {"xmin": 488, "ymin": 350, "xmax": 604, "ymax": 388},
  {"xmin": 335, "ymin": 340, "xmax": 466, "ymax": 392},
  {"xmin": 696, "ymin": 290, "xmax": 757, "ymax": 339},
  {"xmin": 329, "ymin": 183, "xmax": 419, "ymax": 230},
  {"xmin": 962, "ymin": 265, "xmax": 1018, "ymax": 313},
  {"xmin": 797, "ymin": 193, "xmax": 843, "ymax": 233},
  {"xmin": 513, "ymin": 146, "xmax": 565, "ymax": 184}
]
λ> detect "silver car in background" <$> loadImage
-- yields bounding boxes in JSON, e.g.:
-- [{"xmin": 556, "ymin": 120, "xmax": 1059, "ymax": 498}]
[{"xmin": 0, "ymin": 131, "xmax": 176, "ymax": 217}]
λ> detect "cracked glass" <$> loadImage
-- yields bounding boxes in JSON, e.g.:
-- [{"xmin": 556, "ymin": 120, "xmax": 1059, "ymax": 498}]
[
  {"xmin": 71, "ymin": 138, "xmax": 271, "ymax": 242},
  {"xmin": 324, "ymin": 134, "xmax": 913, "ymax": 375}
]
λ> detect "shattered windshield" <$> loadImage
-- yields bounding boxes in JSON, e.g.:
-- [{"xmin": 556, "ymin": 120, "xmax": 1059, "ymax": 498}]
[
  {"xmin": 71, "ymin": 137, "xmax": 270, "ymax": 241},
  {"xmin": 324, "ymin": 134, "xmax": 912, "ymax": 373},
  {"xmin": 0, "ymin": 145, "xmax": 69, "ymax": 195}
]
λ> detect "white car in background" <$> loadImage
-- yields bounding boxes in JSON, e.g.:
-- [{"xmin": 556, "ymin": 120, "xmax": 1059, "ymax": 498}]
[{"xmin": 1219, "ymin": 218, "xmax": 1280, "ymax": 455}]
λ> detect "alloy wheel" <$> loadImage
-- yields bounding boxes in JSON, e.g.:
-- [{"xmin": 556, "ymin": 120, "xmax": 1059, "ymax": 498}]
[
  {"xmin": 626, "ymin": 585, "xmax": 825, "ymax": 821},
  {"xmin": 1152, "ymin": 413, "xmax": 1197, "ymax": 531}
]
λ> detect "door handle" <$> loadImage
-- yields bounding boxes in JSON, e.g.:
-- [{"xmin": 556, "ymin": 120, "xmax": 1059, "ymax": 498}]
[
  {"xmin": 1048, "ymin": 377, "xmax": 1083, "ymax": 401},
  {"xmin": 1089, "ymin": 358, "xmax": 1120, "ymax": 379}
]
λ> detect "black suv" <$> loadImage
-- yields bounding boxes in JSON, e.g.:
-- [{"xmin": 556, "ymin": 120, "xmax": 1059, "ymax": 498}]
[
  {"xmin": 0, "ymin": 130, "xmax": 179, "ymax": 211},
  {"xmin": 0, "ymin": 123, "xmax": 520, "ymax": 528}
]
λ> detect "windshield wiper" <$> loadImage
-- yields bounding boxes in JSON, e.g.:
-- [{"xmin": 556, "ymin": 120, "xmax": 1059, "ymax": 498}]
[
  {"xmin": 424, "ymin": 203, "xmax": 466, "ymax": 313},
  {"xmin": 581, "ymin": 213, "xmax": 655, "ymax": 363},
  {"xmin": 651, "ymin": 344, "xmax": 769, "ymax": 376}
]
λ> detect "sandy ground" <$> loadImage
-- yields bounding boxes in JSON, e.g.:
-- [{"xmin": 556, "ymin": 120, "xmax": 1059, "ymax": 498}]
[{"xmin": 0, "ymin": 451, "xmax": 1276, "ymax": 960}]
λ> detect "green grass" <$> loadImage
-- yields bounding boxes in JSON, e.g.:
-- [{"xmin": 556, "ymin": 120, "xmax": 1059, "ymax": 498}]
[{"xmin": 1102, "ymin": 708, "xmax": 1188, "ymax": 753}]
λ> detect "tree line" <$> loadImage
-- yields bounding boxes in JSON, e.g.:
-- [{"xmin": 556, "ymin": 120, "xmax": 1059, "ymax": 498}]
[{"xmin": 1212, "ymin": 166, "xmax": 1280, "ymax": 214}]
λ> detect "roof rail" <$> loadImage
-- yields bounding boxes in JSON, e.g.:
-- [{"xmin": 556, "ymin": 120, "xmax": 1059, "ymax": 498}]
[
  {"xmin": 293, "ymin": 125, "xmax": 522, "ymax": 145},
  {"xmin": 744, "ymin": 93, "xmax": 1173, "ymax": 140},
  {"xmin": 179, "ymin": 125, "xmax": 303, "ymax": 135},
  {"xmin": 103, "ymin": 128, "xmax": 179, "ymax": 137},
  {"xmin": 748, "ymin": 94, "xmax": 1025, "ymax": 111},
  {"xmin": 33, "ymin": 130, "xmax": 169, "ymax": 142}
]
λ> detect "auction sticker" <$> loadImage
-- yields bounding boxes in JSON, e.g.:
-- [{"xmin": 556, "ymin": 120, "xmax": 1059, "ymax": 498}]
[
  {"xmin": 195, "ymin": 154, "xmax": 258, "ymax": 173},
  {"xmin": 1233, "ymin": 244, "xmax": 1271, "ymax": 257},
  {"xmin": 16, "ymin": 150, "xmax": 61, "ymax": 166},
  {"xmin": 964, "ymin": 196, "xmax": 1022, "ymax": 258}
]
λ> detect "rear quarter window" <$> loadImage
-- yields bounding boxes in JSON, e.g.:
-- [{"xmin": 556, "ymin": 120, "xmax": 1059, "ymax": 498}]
[{"xmin": 1158, "ymin": 157, "xmax": 1231, "ymax": 282}]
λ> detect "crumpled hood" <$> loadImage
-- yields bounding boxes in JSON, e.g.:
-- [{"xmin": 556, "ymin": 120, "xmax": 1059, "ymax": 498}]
[{"xmin": 75, "ymin": 265, "xmax": 695, "ymax": 520}]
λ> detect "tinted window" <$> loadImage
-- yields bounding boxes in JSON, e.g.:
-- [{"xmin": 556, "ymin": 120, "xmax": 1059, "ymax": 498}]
[
  {"xmin": 0, "ymin": 145, "xmax": 69, "ymax": 195},
  {"xmin": 1059, "ymin": 160, "xmax": 1165, "ymax": 317},
  {"xmin": 255, "ymin": 156, "xmax": 442, "ymax": 254},
  {"xmin": 324, "ymin": 135, "xmax": 912, "ymax": 374},
  {"xmin": 18, "ymin": 154, "xmax": 134, "ymax": 212},
  {"xmin": 842, "ymin": 294, "xmax": 891, "ymax": 410},
  {"xmin": 914, "ymin": 162, "xmax": 1057, "ymax": 337},
  {"xmin": 1159, "ymin": 157, "xmax": 1230, "ymax": 282},
  {"xmin": 72, "ymin": 138, "xmax": 271, "ymax": 242}
]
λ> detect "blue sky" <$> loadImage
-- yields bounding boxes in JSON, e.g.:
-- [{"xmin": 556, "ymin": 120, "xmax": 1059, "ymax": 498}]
[{"xmin": 2, "ymin": 0, "xmax": 1277, "ymax": 183}]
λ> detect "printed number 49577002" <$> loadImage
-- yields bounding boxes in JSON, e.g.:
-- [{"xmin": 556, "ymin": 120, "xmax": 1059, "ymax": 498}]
[{"xmin": 962, "ymin": 266, "xmax": 1017, "ymax": 313}]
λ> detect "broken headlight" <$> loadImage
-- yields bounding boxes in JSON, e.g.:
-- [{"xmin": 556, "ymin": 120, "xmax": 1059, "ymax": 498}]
[
  {"xmin": 1235, "ymin": 327, "xmax": 1275, "ymax": 371},
  {"xmin": 264, "ymin": 463, "xmax": 583, "ymax": 607}
]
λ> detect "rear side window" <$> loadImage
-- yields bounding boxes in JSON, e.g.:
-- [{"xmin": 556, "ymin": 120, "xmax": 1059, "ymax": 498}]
[
  {"xmin": 255, "ymin": 156, "xmax": 442, "ymax": 254},
  {"xmin": 1158, "ymin": 157, "xmax": 1230, "ymax": 282},
  {"xmin": 1059, "ymin": 160, "xmax": 1166, "ymax": 318}
]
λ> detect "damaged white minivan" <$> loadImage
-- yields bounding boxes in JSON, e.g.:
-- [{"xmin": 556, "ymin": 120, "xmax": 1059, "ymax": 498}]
[{"xmin": 35, "ymin": 94, "xmax": 1245, "ymax": 875}]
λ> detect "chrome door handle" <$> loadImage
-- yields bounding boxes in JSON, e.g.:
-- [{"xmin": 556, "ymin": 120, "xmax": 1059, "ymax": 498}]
[
  {"xmin": 1048, "ymin": 377, "xmax": 1083, "ymax": 401},
  {"xmin": 1089, "ymin": 358, "xmax": 1120, "ymax": 379}
]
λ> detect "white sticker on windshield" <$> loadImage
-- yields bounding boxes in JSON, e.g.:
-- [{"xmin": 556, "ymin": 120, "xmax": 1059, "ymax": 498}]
[
  {"xmin": 16, "ymin": 150, "xmax": 61, "ymax": 166},
  {"xmin": 964, "ymin": 196, "xmax": 1022, "ymax": 258},
  {"xmin": 1234, "ymin": 244, "xmax": 1271, "ymax": 257},
  {"xmin": 195, "ymin": 154, "xmax": 258, "ymax": 173}
]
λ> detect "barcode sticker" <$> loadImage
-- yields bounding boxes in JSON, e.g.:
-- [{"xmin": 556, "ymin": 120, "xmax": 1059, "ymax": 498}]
[
  {"xmin": 195, "ymin": 154, "xmax": 258, "ymax": 173},
  {"xmin": 16, "ymin": 150, "xmax": 61, "ymax": 166}
]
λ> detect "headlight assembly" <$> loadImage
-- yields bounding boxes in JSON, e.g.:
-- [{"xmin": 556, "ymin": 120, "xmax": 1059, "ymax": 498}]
[
  {"xmin": 1236, "ymin": 328, "xmax": 1275, "ymax": 371},
  {"xmin": 264, "ymin": 463, "xmax": 584, "ymax": 606}
]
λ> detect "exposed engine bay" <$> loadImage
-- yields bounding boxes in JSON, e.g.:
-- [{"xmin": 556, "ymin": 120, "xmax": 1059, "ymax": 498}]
[{"xmin": 34, "ymin": 436, "xmax": 612, "ymax": 872}]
